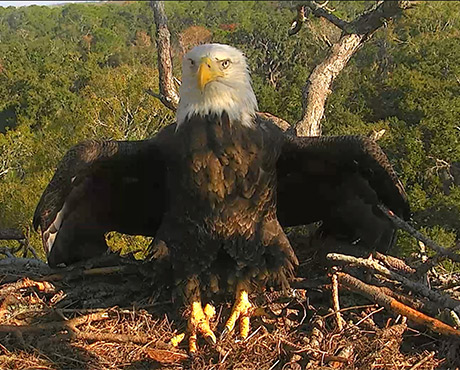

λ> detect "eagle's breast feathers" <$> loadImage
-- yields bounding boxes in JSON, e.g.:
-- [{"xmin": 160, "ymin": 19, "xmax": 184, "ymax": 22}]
[{"xmin": 153, "ymin": 113, "xmax": 297, "ymax": 289}]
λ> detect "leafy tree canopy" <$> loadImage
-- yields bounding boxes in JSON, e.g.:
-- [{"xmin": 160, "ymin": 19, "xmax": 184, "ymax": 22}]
[{"xmin": 0, "ymin": 1, "xmax": 459, "ymax": 260}]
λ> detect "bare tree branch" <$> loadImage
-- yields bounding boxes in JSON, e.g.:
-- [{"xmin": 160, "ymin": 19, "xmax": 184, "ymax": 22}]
[
  {"xmin": 305, "ymin": 1, "xmax": 349, "ymax": 31},
  {"xmin": 327, "ymin": 253, "xmax": 460, "ymax": 312},
  {"xmin": 0, "ymin": 311, "xmax": 110, "ymax": 333},
  {"xmin": 337, "ymin": 272, "xmax": 460, "ymax": 337},
  {"xmin": 293, "ymin": 1, "xmax": 415, "ymax": 137},
  {"xmin": 378, "ymin": 204, "xmax": 460, "ymax": 264},
  {"xmin": 0, "ymin": 228, "xmax": 24, "ymax": 240},
  {"xmin": 296, "ymin": 32, "xmax": 364, "ymax": 136},
  {"xmin": 150, "ymin": 1, "xmax": 179, "ymax": 111}
]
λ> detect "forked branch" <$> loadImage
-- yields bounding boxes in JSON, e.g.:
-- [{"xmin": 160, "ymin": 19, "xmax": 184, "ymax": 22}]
[{"xmin": 291, "ymin": 1, "xmax": 415, "ymax": 137}]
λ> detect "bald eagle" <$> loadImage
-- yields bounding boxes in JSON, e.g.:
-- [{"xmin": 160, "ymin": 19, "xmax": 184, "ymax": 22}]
[{"xmin": 34, "ymin": 44, "xmax": 409, "ymax": 352}]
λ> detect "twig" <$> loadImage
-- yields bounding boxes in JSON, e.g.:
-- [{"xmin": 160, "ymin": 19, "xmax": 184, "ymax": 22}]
[
  {"xmin": 268, "ymin": 359, "xmax": 280, "ymax": 370},
  {"xmin": 69, "ymin": 329, "xmax": 156, "ymax": 345},
  {"xmin": 309, "ymin": 315, "xmax": 325, "ymax": 350},
  {"xmin": 256, "ymin": 112, "xmax": 292, "ymax": 132},
  {"xmin": 331, "ymin": 269, "xmax": 344, "ymax": 330},
  {"xmin": 0, "ymin": 311, "xmax": 110, "ymax": 333},
  {"xmin": 43, "ymin": 265, "xmax": 132, "ymax": 282},
  {"xmin": 327, "ymin": 253, "xmax": 460, "ymax": 311},
  {"xmin": 304, "ymin": 1, "xmax": 349, "ymax": 31},
  {"xmin": 0, "ymin": 228, "xmax": 25, "ymax": 240},
  {"xmin": 25, "ymin": 246, "xmax": 40, "ymax": 260},
  {"xmin": 373, "ymin": 251, "xmax": 416, "ymax": 274},
  {"xmin": 377, "ymin": 285, "xmax": 441, "ymax": 318},
  {"xmin": 0, "ymin": 277, "xmax": 55, "ymax": 296},
  {"xmin": 327, "ymin": 346, "xmax": 353, "ymax": 368},
  {"xmin": 354, "ymin": 307, "xmax": 384, "ymax": 327},
  {"xmin": 378, "ymin": 205, "xmax": 460, "ymax": 264},
  {"xmin": 449, "ymin": 309, "xmax": 460, "ymax": 328},
  {"xmin": 321, "ymin": 304, "xmax": 378, "ymax": 320},
  {"xmin": 0, "ymin": 248, "xmax": 14, "ymax": 258},
  {"xmin": 324, "ymin": 355, "xmax": 350, "ymax": 366},
  {"xmin": 337, "ymin": 272, "xmax": 460, "ymax": 337},
  {"xmin": 408, "ymin": 351, "xmax": 436, "ymax": 370}
]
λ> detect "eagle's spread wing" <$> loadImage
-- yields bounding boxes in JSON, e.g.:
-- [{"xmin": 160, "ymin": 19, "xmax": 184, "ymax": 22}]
[
  {"xmin": 276, "ymin": 134, "xmax": 410, "ymax": 252},
  {"xmin": 33, "ymin": 130, "xmax": 172, "ymax": 267}
]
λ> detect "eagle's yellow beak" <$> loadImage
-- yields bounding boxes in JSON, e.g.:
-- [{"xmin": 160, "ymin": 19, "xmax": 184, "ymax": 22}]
[{"xmin": 197, "ymin": 57, "xmax": 223, "ymax": 91}]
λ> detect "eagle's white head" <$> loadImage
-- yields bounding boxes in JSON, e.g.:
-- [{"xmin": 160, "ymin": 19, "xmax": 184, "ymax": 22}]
[{"xmin": 176, "ymin": 43, "xmax": 258, "ymax": 128}]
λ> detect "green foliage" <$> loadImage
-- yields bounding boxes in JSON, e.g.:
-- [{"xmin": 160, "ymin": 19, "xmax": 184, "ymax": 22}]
[{"xmin": 0, "ymin": 1, "xmax": 459, "ymax": 265}]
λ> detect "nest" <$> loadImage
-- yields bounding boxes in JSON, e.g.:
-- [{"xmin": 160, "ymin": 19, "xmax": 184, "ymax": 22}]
[{"xmin": 1, "ymin": 231, "xmax": 459, "ymax": 370}]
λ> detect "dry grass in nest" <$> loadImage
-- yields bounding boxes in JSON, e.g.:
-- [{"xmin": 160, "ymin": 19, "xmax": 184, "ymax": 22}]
[{"xmin": 0, "ymin": 238, "xmax": 457, "ymax": 369}]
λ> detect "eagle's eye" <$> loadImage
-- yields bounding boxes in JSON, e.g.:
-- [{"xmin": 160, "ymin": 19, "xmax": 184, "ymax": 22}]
[
  {"xmin": 189, "ymin": 59, "xmax": 195, "ymax": 67},
  {"xmin": 221, "ymin": 59, "xmax": 231, "ymax": 69}
]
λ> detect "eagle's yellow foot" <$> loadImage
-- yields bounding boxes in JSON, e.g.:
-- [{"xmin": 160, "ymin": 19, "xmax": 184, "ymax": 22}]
[
  {"xmin": 188, "ymin": 301, "xmax": 216, "ymax": 354},
  {"xmin": 170, "ymin": 333, "xmax": 185, "ymax": 347},
  {"xmin": 223, "ymin": 289, "xmax": 253, "ymax": 339}
]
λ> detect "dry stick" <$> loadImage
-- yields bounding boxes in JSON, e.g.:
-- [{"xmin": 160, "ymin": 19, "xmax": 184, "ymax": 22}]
[
  {"xmin": 0, "ymin": 277, "xmax": 55, "ymax": 296},
  {"xmin": 304, "ymin": 1, "xmax": 349, "ymax": 30},
  {"xmin": 327, "ymin": 253, "xmax": 460, "ymax": 312},
  {"xmin": 25, "ymin": 246, "xmax": 40, "ymax": 260},
  {"xmin": 256, "ymin": 112, "xmax": 292, "ymax": 133},
  {"xmin": 408, "ymin": 351, "xmax": 436, "ymax": 370},
  {"xmin": 354, "ymin": 306, "xmax": 384, "ymax": 327},
  {"xmin": 0, "ymin": 248, "xmax": 14, "ymax": 258},
  {"xmin": 328, "ymin": 347, "xmax": 353, "ymax": 369},
  {"xmin": 373, "ymin": 251, "xmax": 416, "ymax": 274},
  {"xmin": 449, "ymin": 310, "xmax": 460, "ymax": 328},
  {"xmin": 43, "ymin": 265, "xmax": 131, "ymax": 282},
  {"xmin": 0, "ymin": 257, "xmax": 50, "ymax": 271},
  {"xmin": 321, "ymin": 304, "xmax": 378, "ymax": 320},
  {"xmin": 0, "ymin": 228, "xmax": 25, "ymax": 240},
  {"xmin": 377, "ymin": 285, "xmax": 441, "ymax": 318},
  {"xmin": 378, "ymin": 205, "xmax": 460, "ymax": 264},
  {"xmin": 337, "ymin": 272, "xmax": 460, "ymax": 337},
  {"xmin": 69, "ymin": 330, "xmax": 156, "ymax": 345},
  {"xmin": 309, "ymin": 315, "xmax": 325, "ymax": 350},
  {"xmin": 330, "ymin": 270, "xmax": 344, "ymax": 330},
  {"xmin": 53, "ymin": 301, "xmax": 173, "ymax": 314},
  {"xmin": 0, "ymin": 311, "xmax": 110, "ymax": 333}
]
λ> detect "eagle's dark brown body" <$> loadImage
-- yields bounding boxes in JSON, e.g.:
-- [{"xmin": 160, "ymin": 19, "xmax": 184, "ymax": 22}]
[{"xmin": 152, "ymin": 113, "xmax": 297, "ymax": 292}]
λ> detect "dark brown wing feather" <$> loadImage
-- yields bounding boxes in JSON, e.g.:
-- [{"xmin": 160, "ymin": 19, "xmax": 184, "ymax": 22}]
[
  {"xmin": 276, "ymin": 134, "xmax": 410, "ymax": 252},
  {"xmin": 33, "ymin": 126, "xmax": 174, "ymax": 267}
]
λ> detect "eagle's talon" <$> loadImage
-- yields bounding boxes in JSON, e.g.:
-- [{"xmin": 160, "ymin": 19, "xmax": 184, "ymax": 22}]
[
  {"xmin": 204, "ymin": 303, "xmax": 216, "ymax": 320},
  {"xmin": 224, "ymin": 288, "xmax": 253, "ymax": 339},
  {"xmin": 220, "ymin": 326, "xmax": 230, "ymax": 340},
  {"xmin": 170, "ymin": 332, "xmax": 186, "ymax": 347},
  {"xmin": 188, "ymin": 301, "xmax": 217, "ymax": 353}
]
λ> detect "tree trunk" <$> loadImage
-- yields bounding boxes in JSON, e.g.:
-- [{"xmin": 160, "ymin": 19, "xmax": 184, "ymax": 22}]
[
  {"xmin": 295, "ymin": 33, "xmax": 364, "ymax": 137},
  {"xmin": 293, "ymin": 1, "xmax": 415, "ymax": 137},
  {"xmin": 150, "ymin": 1, "xmax": 179, "ymax": 111}
]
